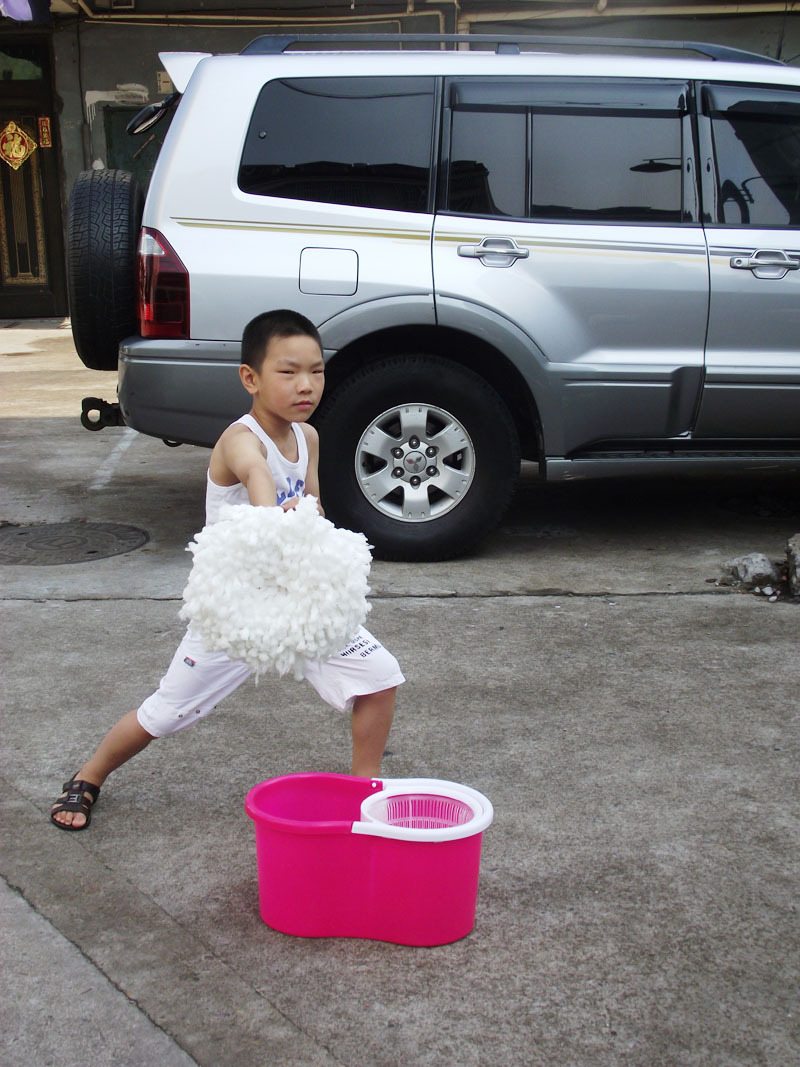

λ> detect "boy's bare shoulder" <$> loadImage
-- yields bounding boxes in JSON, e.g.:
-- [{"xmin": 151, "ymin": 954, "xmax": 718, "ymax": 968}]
[
  {"xmin": 298, "ymin": 422, "xmax": 319, "ymax": 448},
  {"xmin": 219, "ymin": 420, "xmax": 250, "ymax": 441},
  {"xmin": 209, "ymin": 420, "xmax": 265, "ymax": 481},
  {"xmin": 215, "ymin": 420, "xmax": 260, "ymax": 452}
]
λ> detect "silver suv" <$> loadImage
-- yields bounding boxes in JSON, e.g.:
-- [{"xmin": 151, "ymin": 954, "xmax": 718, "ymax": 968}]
[{"xmin": 68, "ymin": 34, "xmax": 800, "ymax": 560}]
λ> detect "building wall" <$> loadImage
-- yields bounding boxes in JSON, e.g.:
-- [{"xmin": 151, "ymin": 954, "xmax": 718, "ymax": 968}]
[{"xmin": 54, "ymin": 23, "xmax": 265, "ymax": 192}]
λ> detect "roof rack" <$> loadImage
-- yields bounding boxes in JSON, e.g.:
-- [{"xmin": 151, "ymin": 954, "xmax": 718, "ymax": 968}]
[{"xmin": 240, "ymin": 33, "xmax": 783, "ymax": 66}]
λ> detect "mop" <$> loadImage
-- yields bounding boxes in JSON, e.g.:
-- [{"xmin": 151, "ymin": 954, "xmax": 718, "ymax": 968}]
[{"xmin": 180, "ymin": 495, "xmax": 372, "ymax": 679}]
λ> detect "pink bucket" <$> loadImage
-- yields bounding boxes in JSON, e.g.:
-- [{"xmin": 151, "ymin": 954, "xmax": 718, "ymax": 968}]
[{"xmin": 244, "ymin": 773, "xmax": 493, "ymax": 946}]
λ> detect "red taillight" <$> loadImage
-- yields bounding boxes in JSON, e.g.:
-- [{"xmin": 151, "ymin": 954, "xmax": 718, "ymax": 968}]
[{"xmin": 137, "ymin": 228, "xmax": 190, "ymax": 339}]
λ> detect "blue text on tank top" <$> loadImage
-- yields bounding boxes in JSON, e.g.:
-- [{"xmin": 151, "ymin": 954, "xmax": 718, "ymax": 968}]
[{"xmin": 277, "ymin": 476, "xmax": 305, "ymax": 506}]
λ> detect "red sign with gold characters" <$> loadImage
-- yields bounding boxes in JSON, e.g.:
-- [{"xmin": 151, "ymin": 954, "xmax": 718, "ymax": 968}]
[
  {"xmin": 0, "ymin": 121, "xmax": 37, "ymax": 171},
  {"xmin": 38, "ymin": 117, "xmax": 52, "ymax": 148}
]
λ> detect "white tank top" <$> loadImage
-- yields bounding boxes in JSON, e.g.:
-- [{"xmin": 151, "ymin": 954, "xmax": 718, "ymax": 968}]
[{"xmin": 205, "ymin": 414, "xmax": 309, "ymax": 525}]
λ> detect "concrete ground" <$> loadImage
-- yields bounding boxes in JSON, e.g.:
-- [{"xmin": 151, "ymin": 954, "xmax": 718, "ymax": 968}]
[{"xmin": 1, "ymin": 320, "xmax": 799, "ymax": 1066}]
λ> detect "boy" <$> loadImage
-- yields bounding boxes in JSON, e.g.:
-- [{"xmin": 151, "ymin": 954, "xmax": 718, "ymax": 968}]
[{"xmin": 51, "ymin": 310, "xmax": 404, "ymax": 830}]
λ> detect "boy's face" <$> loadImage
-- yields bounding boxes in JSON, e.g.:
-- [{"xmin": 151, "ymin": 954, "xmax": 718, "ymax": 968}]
[{"xmin": 242, "ymin": 333, "xmax": 325, "ymax": 422}]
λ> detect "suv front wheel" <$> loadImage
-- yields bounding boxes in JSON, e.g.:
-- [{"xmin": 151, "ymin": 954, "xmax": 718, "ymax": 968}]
[{"xmin": 315, "ymin": 355, "xmax": 520, "ymax": 560}]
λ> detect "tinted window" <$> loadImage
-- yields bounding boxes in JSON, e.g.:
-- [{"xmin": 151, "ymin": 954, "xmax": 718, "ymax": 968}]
[
  {"xmin": 446, "ymin": 79, "xmax": 685, "ymax": 223},
  {"xmin": 531, "ymin": 113, "xmax": 682, "ymax": 222},
  {"xmin": 705, "ymin": 85, "xmax": 800, "ymax": 226},
  {"xmin": 449, "ymin": 111, "xmax": 526, "ymax": 217},
  {"xmin": 239, "ymin": 77, "xmax": 435, "ymax": 212}
]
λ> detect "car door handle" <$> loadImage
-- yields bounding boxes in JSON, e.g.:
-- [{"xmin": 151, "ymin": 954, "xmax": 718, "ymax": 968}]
[
  {"xmin": 729, "ymin": 248, "xmax": 800, "ymax": 280},
  {"xmin": 457, "ymin": 237, "xmax": 529, "ymax": 267}
]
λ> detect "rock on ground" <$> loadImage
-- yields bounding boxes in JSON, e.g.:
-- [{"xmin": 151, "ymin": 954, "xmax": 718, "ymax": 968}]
[
  {"xmin": 720, "ymin": 551, "xmax": 780, "ymax": 589},
  {"xmin": 787, "ymin": 534, "xmax": 800, "ymax": 597}
]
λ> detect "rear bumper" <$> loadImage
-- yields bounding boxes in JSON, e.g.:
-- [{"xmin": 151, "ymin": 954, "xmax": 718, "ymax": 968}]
[{"xmin": 118, "ymin": 337, "xmax": 246, "ymax": 446}]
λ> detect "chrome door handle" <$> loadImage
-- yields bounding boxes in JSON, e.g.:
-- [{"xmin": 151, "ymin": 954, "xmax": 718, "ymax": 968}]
[
  {"xmin": 729, "ymin": 248, "xmax": 800, "ymax": 280},
  {"xmin": 457, "ymin": 237, "xmax": 529, "ymax": 267}
]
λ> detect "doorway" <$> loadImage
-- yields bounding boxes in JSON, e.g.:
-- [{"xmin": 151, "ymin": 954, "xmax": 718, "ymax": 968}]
[{"xmin": 0, "ymin": 36, "xmax": 67, "ymax": 318}]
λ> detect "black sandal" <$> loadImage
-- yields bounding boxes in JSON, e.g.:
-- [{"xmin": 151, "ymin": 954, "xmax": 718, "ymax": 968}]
[{"xmin": 50, "ymin": 775, "xmax": 100, "ymax": 831}]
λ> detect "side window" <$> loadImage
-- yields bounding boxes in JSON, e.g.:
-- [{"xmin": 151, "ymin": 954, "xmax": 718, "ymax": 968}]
[
  {"xmin": 530, "ymin": 114, "xmax": 682, "ymax": 222},
  {"xmin": 448, "ymin": 111, "xmax": 526, "ymax": 217},
  {"xmin": 445, "ymin": 79, "xmax": 687, "ymax": 224},
  {"xmin": 704, "ymin": 85, "xmax": 800, "ymax": 226},
  {"xmin": 239, "ymin": 77, "xmax": 435, "ymax": 213}
]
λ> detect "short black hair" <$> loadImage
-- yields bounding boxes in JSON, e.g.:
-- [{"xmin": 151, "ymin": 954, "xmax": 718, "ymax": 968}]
[{"xmin": 241, "ymin": 309, "xmax": 322, "ymax": 372}]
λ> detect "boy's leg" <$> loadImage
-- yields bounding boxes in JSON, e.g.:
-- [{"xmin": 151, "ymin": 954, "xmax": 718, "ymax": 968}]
[
  {"xmin": 304, "ymin": 625, "xmax": 404, "ymax": 777},
  {"xmin": 51, "ymin": 710, "xmax": 154, "ymax": 828},
  {"xmin": 52, "ymin": 624, "xmax": 398, "ymax": 824},
  {"xmin": 350, "ymin": 687, "xmax": 396, "ymax": 778},
  {"xmin": 51, "ymin": 629, "xmax": 253, "ymax": 829}
]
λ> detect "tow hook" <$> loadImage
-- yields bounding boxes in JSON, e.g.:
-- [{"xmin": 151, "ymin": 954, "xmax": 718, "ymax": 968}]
[{"xmin": 81, "ymin": 396, "xmax": 125, "ymax": 431}]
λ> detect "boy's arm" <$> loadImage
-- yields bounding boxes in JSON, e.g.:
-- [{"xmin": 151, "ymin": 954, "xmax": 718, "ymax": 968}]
[
  {"xmin": 215, "ymin": 427, "xmax": 278, "ymax": 507},
  {"xmin": 301, "ymin": 424, "xmax": 325, "ymax": 516}
]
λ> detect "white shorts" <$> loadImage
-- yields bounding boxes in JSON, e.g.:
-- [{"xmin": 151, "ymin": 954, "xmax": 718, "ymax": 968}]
[{"xmin": 137, "ymin": 625, "xmax": 405, "ymax": 738}]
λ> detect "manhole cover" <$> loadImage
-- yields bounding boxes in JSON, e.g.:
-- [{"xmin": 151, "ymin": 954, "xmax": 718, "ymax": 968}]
[{"xmin": 0, "ymin": 521, "xmax": 149, "ymax": 565}]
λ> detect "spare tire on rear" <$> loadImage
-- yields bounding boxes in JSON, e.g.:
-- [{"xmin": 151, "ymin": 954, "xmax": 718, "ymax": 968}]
[{"xmin": 67, "ymin": 169, "xmax": 143, "ymax": 371}]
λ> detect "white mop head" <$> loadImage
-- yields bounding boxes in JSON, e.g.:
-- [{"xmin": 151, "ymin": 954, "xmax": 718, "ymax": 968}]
[{"xmin": 180, "ymin": 496, "xmax": 372, "ymax": 679}]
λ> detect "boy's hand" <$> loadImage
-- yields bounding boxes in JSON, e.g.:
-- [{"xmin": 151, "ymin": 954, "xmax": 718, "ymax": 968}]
[{"xmin": 280, "ymin": 495, "xmax": 324, "ymax": 516}]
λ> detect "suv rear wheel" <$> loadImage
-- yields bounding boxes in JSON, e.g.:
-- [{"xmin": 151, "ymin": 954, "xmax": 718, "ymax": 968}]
[
  {"xmin": 315, "ymin": 355, "xmax": 520, "ymax": 560},
  {"xmin": 67, "ymin": 169, "xmax": 143, "ymax": 371}
]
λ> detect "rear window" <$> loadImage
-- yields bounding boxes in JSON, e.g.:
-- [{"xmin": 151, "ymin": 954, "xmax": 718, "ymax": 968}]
[{"xmin": 239, "ymin": 77, "xmax": 435, "ymax": 213}]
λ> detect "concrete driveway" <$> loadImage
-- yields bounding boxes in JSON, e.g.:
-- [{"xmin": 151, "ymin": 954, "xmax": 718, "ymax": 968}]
[{"xmin": 2, "ymin": 321, "xmax": 799, "ymax": 1065}]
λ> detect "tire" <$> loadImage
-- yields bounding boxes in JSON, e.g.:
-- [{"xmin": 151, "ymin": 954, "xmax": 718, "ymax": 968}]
[
  {"xmin": 315, "ymin": 355, "xmax": 520, "ymax": 561},
  {"xmin": 67, "ymin": 170, "xmax": 143, "ymax": 371}
]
